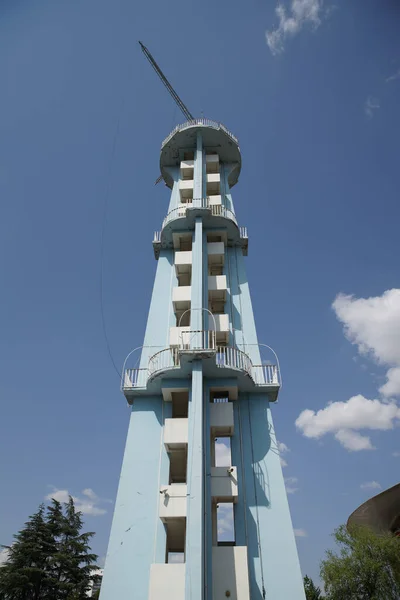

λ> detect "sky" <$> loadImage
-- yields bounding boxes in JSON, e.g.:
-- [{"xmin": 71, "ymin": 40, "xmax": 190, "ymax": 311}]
[{"xmin": 1, "ymin": 0, "xmax": 400, "ymax": 587}]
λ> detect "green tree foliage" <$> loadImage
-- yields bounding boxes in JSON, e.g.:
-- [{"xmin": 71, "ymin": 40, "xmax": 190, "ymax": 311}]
[
  {"xmin": 321, "ymin": 524, "xmax": 400, "ymax": 600},
  {"xmin": 304, "ymin": 574, "xmax": 325, "ymax": 599},
  {"xmin": 0, "ymin": 498, "xmax": 98, "ymax": 600}
]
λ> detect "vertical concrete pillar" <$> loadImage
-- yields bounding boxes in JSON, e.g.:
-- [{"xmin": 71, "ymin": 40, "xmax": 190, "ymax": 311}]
[{"xmin": 185, "ymin": 361, "xmax": 204, "ymax": 600}]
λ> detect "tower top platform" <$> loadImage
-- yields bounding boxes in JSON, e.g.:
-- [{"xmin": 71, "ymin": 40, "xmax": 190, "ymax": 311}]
[{"xmin": 160, "ymin": 118, "xmax": 241, "ymax": 189}]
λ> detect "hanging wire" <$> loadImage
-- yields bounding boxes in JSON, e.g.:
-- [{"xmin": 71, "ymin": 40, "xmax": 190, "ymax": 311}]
[{"xmin": 99, "ymin": 72, "xmax": 129, "ymax": 380}]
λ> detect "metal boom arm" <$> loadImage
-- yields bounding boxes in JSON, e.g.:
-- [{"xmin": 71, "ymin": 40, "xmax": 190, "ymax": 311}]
[{"xmin": 139, "ymin": 41, "xmax": 194, "ymax": 122}]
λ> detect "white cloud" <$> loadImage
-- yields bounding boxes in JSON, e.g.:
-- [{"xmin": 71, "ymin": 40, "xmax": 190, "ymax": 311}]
[
  {"xmin": 45, "ymin": 487, "xmax": 108, "ymax": 516},
  {"xmin": 285, "ymin": 476, "xmax": 299, "ymax": 494},
  {"xmin": 360, "ymin": 481, "xmax": 381, "ymax": 491},
  {"xmin": 386, "ymin": 69, "xmax": 400, "ymax": 83},
  {"xmin": 266, "ymin": 0, "xmax": 328, "ymax": 55},
  {"xmin": 393, "ymin": 451, "xmax": 400, "ymax": 457},
  {"xmin": 364, "ymin": 96, "xmax": 380, "ymax": 118},
  {"xmin": 215, "ymin": 440, "xmax": 231, "ymax": 467},
  {"xmin": 296, "ymin": 394, "xmax": 400, "ymax": 451},
  {"xmin": 294, "ymin": 528, "xmax": 307, "ymax": 537},
  {"xmin": 278, "ymin": 441, "xmax": 290, "ymax": 467},
  {"xmin": 333, "ymin": 289, "xmax": 400, "ymax": 396}
]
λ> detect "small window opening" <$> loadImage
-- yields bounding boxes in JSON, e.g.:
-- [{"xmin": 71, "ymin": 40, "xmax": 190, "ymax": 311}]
[
  {"xmin": 207, "ymin": 233, "xmax": 223, "ymax": 243},
  {"xmin": 209, "ymin": 300, "xmax": 225, "ymax": 314},
  {"xmin": 177, "ymin": 272, "xmax": 191, "ymax": 287},
  {"xmin": 169, "ymin": 449, "xmax": 187, "ymax": 484},
  {"xmin": 179, "ymin": 236, "xmax": 192, "ymax": 251},
  {"xmin": 213, "ymin": 436, "xmax": 232, "ymax": 467},
  {"xmin": 217, "ymin": 503, "xmax": 235, "ymax": 546},
  {"xmin": 184, "ymin": 151, "xmax": 194, "ymax": 161},
  {"xmin": 209, "ymin": 265, "xmax": 223, "ymax": 276},
  {"xmin": 171, "ymin": 392, "xmax": 189, "ymax": 418},
  {"xmin": 166, "ymin": 519, "xmax": 186, "ymax": 563}
]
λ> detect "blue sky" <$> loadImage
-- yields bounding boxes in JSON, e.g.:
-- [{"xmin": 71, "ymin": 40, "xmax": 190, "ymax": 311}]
[{"xmin": 1, "ymin": 0, "xmax": 400, "ymax": 586}]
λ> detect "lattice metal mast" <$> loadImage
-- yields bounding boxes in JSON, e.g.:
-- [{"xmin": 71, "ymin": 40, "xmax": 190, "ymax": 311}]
[{"xmin": 139, "ymin": 41, "xmax": 194, "ymax": 121}]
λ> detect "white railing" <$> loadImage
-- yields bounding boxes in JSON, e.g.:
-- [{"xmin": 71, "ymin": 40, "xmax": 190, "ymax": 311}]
[
  {"xmin": 162, "ymin": 118, "xmax": 239, "ymax": 148},
  {"xmin": 153, "ymin": 231, "xmax": 161, "ymax": 243},
  {"xmin": 123, "ymin": 368, "xmax": 148, "ymax": 389},
  {"xmin": 216, "ymin": 346, "xmax": 252, "ymax": 375},
  {"xmin": 161, "ymin": 198, "xmax": 238, "ymax": 230},
  {"xmin": 180, "ymin": 330, "xmax": 216, "ymax": 352},
  {"xmin": 148, "ymin": 347, "xmax": 180, "ymax": 378},
  {"xmin": 251, "ymin": 364, "xmax": 279, "ymax": 386},
  {"xmin": 239, "ymin": 226, "xmax": 248, "ymax": 239}
]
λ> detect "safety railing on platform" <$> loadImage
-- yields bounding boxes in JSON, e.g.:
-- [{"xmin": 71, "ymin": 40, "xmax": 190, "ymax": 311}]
[
  {"xmin": 161, "ymin": 118, "xmax": 239, "ymax": 148},
  {"xmin": 148, "ymin": 347, "xmax": 180, "ymax": 379},
  {"xmin": 251, "ymin": 364, "xmax": 279, "ymax": 386},
  {"xmin": 180, "ymin": 330, "xmax": 216, "ymax": 352},
  {"xmin": 239, "ymin": 226, "xmax": 248, "ymax": 239},
  {"xmin": 123, "ymin": 368, "xmax": 148, "ymax": 389},
  {"xmin": 161, "ymin": 198, "xmax": 238, "ymax": 230},
  {"xmin": 216, "ymin": 346, "xmax": 252, "ymax": 376}
]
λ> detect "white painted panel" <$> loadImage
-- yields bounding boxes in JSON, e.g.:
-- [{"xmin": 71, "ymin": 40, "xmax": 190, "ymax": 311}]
[
  {"xmin": 208, "ymin": 275, "xmax": 227, "ymax": 292},
  {"xmin": 212, "ymin": 547, "xmax": 250, "ymax": 600},
  {"xmin": 159, "ymin": 484, "xmax": 187, "ymax": 520},
  {"xmin": 172, "ymin": 286, "xmax": 191, "ymax": 303},
  {"xmin": 209, "ymin": 313, "xmax": 229, "ymax": 332},
  {"xmin": 211, "ymin": 467, "xmax": 238, "ymax": 501},
  {"xmin": 148, "ymin": 564, "xmax": 185, "ymax": 600},
  {"xmin": 164, "ymin": 418, "xmax": 188, "ymax": 447},
  {"xmin": 208, "ymin": 194, "xmax": 222, "ymax": 205},
  {"xmin": 210, "ymin": 403, "xmax": 234, "ymax": 434},
  {"xmin": 175, "ymin": 250, "xmax": 192, "ymax": 267},
  {"xmin": 207, "ymin": 173, "xmax": 220, "ymax": 184},
  {"xmin": 169, "ymin": 326, "xmax": 190, "ymax": 347}
]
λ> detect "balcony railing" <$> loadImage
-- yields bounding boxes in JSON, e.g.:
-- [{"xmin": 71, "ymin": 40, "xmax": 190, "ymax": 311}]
[
  {"xmin": 216, "ymin": 346, "xmax": 252, "ymax": 376},
  {"xmin": 161, "ymin": 198, "xmax": 238, "ymax": 230},
  {"xmin": 122, "ymin": 340, "xmax": 280, "ymax": 393},
  {"xmin": 180, "ymin": 330, "xmax": 216, "ymax": 352},
  {"xmin": 161, "ymin": 118, "xmax": 239, "ymax": 148},
  {"xmin": 148, "ymin": 347, "xmax": 180, "ymax": 380},
  {"xmin": 251, "ymin": 364, "xmax": 279, "ymax": 386},
  {"xmin": 123, "ymin": 368, "xmax": 148, "ymax": 389}
]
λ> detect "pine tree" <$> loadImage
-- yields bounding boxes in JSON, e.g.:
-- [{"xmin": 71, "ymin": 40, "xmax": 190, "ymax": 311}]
[
  {"xmin": 0, "ymin": 498, "xmax": 98, "ymax": 600},
  {"xmin": 0, "ymin": 505, "xmax": 54, "ymax": 600},
  {"xmin": 304, "ymin": 575, "xmax": 325, "ymax": 599},
  {"xmin": 50, "ymin": 497, "xmax": 98, "ymax": 600}
]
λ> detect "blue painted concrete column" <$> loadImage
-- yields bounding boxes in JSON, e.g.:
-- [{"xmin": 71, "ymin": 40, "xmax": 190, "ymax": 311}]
[
  {"xmin": 194, "ymin": 130, "xmax": 203, "ymax": 200},
  {"xmin": 185, "ymin": 361, "xmax": 204, "ymax": 600}
]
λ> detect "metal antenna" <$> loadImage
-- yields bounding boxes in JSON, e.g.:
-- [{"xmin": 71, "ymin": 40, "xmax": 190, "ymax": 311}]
[{"xmin": 139, "ymin": 41, "xmax": 194, "ymax": 122}]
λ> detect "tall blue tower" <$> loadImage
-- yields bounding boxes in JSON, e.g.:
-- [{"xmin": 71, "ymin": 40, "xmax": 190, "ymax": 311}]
[{"xmin": 100, "ymin": 119, "xmax": 305, "ymax": 600}]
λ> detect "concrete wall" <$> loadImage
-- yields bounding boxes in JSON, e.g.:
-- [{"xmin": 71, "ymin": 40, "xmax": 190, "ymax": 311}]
[
  {"xmin": 212, "ymin": 547, "xmax": 250, "ymax": 600},
  {"xmin": 148, "ymin": 564, "xmax": 185, "ymax": 600}
]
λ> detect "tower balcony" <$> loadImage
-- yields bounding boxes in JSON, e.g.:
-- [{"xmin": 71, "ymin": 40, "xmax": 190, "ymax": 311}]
[
  {"xmin": 206, "ymin": 173, "xmax": 220, "ymax": 195},
  {"xmin": 211, "ymin": 466, "xmax": 238, "ymax": 503},
  {"xmin": 122, "ymin": 343, "xmax": 280, "ymax": 402},
  {"xmin": 206, "ymin": 153, "xmax": 219, "ymax": 173},
  {"xmin": 164, "ymin": 418, "xmax": 188, "ymax": 450},
  {"xmin": 179, "ymin": 179, "xmax": 193, "ymax": 200},
  {"xmin": 159, "ymin": 484, "xmax": 187, "ymax": 520},
  {"xmin": 210, "ymin": 402, "xmax": 234, "ymax": 436},
  {"xmin": 180, "ymin": 159, "xmax": 194, "ymax": 180},
  {"xmin": 152, "ymin": 196, "xmax": 248, "ymax": 259},
  {"xmin": 207, "ymin": 241, "xmax": 225, "ymax": 266},
  {"xmin": 174, "ymin": 250, "xmax": 192, "ymax": 276},
  {"xmin": 208, "ymin": 275, "xmax": 227, "ymax": 301},
  {"xmin": 172, "ymin": 286, "xmax": 191, "ymax": 312}
]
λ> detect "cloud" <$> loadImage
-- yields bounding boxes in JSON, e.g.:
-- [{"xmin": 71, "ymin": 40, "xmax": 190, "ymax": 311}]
[
  {"xmin": 215, "ymin": 439, "xmax": 231, "ymax": 467},
  {"xmin": 386, "ymin": 69, "xmax": 400, "ymax": 83},
  {"xmin": 294, "ymin": 528, "xmax": 307, "ymax": 537},
  {"xmin": 266, "ymin": 0, "xmax": 328, "ymax": 55},
  {"xmin": 285, "ymin": 476, "xmax": 299, "ymax": 494},
  {"xmin": 333, "ymin": 289, "xmax": 400, "ymax": 396},
  {"xmin": 45, "ymin": 487, "xmax": 109, "ymax": 516},
  {"xmin": 0, "ymin": 548, "xmax": 10, "ymax": 565},
  {"xmin": 296, "ymin": 394, "xmax": 400, "ymax": 451},
  {"xmin": 278, "ymin": 441, "xmax": 290, "ymax": 467},
  {"xmin": 364, "ymin": 96, "xmax": 380, "ymax": 118},
  {"xmin": 393, "ymin": 451, "xmax": 400, "ymax": 457},
  {"xmin": 360, "ymin": 481, "xmax": 381, "ymax": 491}
]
